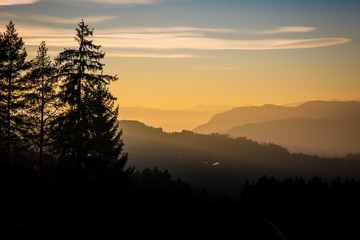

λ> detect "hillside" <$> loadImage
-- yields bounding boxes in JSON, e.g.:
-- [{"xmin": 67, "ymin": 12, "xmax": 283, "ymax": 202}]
[
  {"xmin": 193, "ymin": 100, "xmax": 360, "ymax": 156},
  {"xmin": 227, "ymin": 117, "xmax": 360, "ymax": 156},
  {"xmin": 119, "ymin": 120, "xmax": 360, "ymax": 196},
  {"xmin": 118, "ymin": 105, "xmax": 233, "ymax": 132}
]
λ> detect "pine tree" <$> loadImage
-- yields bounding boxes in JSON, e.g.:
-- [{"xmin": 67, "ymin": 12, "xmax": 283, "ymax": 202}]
[
  {"xmin": 54, "ymin": 20, "xmax": 127, "ymax": 172},
  {"xmin": 24, "ymin": 41, "xmax": 58, "ymax": 162},
  {"xmin": 87, "ymin": 81, "xmax": 128, "ymax": 174},
  {"xmin": 0, "ymin": 31, "xmax": 5, "ymax": 160},
  {"xmin": 0, "ymin": 21, "xmax": 29, "ymax": 162}
]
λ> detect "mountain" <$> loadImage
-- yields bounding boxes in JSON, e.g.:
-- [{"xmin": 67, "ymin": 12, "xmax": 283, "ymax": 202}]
[
  {"xmin": 193, "ymin": 101, "xmax": 360, "ymax": 156},
  {"xmin": 118, "ymin": 105, "xmax": 233, "ymax": 132},
  {"xmin": 194, "ymin": 104, "xmax": 294, "ymax": 133},
  {"xmin": 119, "ymin": 120, "xmax": 360, "ymax": 196},
  {"xmin": 227, "ymin": 117, "xmax": 360, "ymax": 157}
]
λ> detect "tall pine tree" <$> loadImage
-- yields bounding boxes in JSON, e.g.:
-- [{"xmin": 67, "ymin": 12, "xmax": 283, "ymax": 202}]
[
  {"xmin": 0, "ymin": 21, "xmax": 29, "ymax": 162},
  {"xmin": 24, "ymin": 41, "xmax": 58, "ymax": 162},
  {"xmin": 0, "ymin": 31, "xmax": 5, "ymax": 160},
  {"xmin": 87, "ymin": 81, "xmax": 128, "ymax": 174},
  {"xmin": 54, "ymin": 20, "xmax": 127, "ymax": 172}
]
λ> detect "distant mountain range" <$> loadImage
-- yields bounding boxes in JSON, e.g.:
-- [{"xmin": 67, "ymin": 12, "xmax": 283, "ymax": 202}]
[
  {"xmin": 118, "ymin": 105, "xmax": 234, "ymax": 132},
  {"xmin": 193, "ymin": 101, "xmax": 360, "ymax": 157},
  {"xmin": 119, "ymin": 119, "xmax": 360, "ymax": 196}
]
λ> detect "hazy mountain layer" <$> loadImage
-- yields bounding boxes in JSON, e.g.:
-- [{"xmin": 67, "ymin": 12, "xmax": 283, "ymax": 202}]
[
  {"xmin": 227, "ymin": 117, "xmax": 360, "ymax": 157},
  {"xmin": 118, "ymin": 105, "xmax": 233, "ymax": 132},
  {"xmin": 193, "ymin": 101, "xmax": 360, "ymax": 156}
]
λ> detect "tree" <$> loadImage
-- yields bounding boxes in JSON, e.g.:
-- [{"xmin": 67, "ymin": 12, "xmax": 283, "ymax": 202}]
[
  {"xmin": 0, "ymin": 31, "xmax": 5, "ymax": 160},
  {"xmin": 0, "ymin": 21, "xmax": 29, "ymax": 161},
  {"xmin": 87, "ymin": 81, "xmax": 128, "ymax": 173},
  {"xmin": 54, "ymin": 20, "xmax": 127, "ymax": 172},
  {"xmin": 24, "ymin": 41, "xmax": 58, "ymax": 162}
]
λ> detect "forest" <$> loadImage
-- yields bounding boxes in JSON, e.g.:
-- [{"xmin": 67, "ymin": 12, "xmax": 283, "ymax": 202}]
[{"xmin": 1, "ymin": 20, "xmax": 360, "ymax": 239}]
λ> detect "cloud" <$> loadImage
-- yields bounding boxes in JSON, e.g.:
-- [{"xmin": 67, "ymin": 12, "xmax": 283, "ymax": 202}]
[
  {"xmin": 94, "ymin": 35, "xmax": 351, "ymax": 50},
  {"xmin": 74, "ymin": 0, "xmax": 157, "ymax": 4},
  {"xmin": 253, "ymin": 26, "xmax": 316, "ymax": 35},
  {"xmin": 98, "ymin": 27, "xmax": 237, "ymax": 34},
  {"xmin": 0, "ymin": 12, "xmax": 117, "ymax": 24},
  {"xmin": 275, "ymin": 38, "xmax": 351, "ymax": 49},
  {"xmin": 29, "ymin": 15, "xmax": 118, "ymax": 24},
  {"xmin": 0, "ymin": 0, "xmax": 39, "ymax": 5},
  {"xmin": 16, "ymin": 25, "xmax": 351, "ymax": 53},
  {"xmin": 106, "ymin": 52, "xmax": 198, "ymax": 58}
]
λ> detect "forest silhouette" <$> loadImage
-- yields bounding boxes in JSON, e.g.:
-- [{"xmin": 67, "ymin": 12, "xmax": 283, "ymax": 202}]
[{"xmin": 1, "ymin": 21, "xmax": 360, "ymax": 239}]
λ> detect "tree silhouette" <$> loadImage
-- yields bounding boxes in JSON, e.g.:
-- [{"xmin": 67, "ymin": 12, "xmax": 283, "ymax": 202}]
[
  {"xmin": 0, "ymin": 21, "xmax": 29, "ymax": 162},
  {"xmin": 53, "ymin": 20, "xmax": 125, "ymax": 171},
  {"xmin": 24, "ymin": 41, "xmax": 58, "ymax": 162},
  {"xmin": 0, "ymin": 30, "xmax": 5, "ymax": 160},
  {"xmin": 86, "ymin": 81, "xmax": 128, "ymax": 173}
]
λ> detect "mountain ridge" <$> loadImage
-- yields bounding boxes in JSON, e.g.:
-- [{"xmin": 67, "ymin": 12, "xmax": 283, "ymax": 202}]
[
  {"xmin": 193, "ymin": 100, "xmax": 360, "ymax": 156},
  {"xmin": 194, "ymin": 100, "xmax": 360, "ymax": 134}
]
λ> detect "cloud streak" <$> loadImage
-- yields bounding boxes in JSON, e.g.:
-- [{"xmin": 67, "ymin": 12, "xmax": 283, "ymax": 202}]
[
  {"xmin": 30, "ymin": 15, "xmax": 118, "ymax": 24},
  {"xmin": 16, "ymin": 25, "xmax": 351, "ymax": 56},
  {"xmin": 106, "ymin": 52, "xmax": 198, "ymax": 58},
  {"xmin": 74, "ymin": 0, "xmax": 157, "ymax": 4},
  {"xmin": 92, "ymin": 27, "xmax": 350, "ymax": 50},
  {"xmin": 253, "ymin": 26, "xmax": 316, "ymax": 35},
  {"xmin": 0, "ymin": 12, "xmax": 117, "ymax": 24},
  {"xmin": 0, "ymin": 0, "xmax": 39, "ymax": 5},
  {"xmin": 97, "ymin": 27, "xmax": 238, "ymax": 34},
  {"xmin": 95, "ymin": 35, "xmax": 351, "ymax": 50}
]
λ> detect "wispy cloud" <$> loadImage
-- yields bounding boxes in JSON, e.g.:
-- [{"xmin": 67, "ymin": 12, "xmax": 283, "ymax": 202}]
[
  {"xmin": 94, "ymin": 35, "xmax": 351, "ymax": 50},
  {"xmin": 275, "ymin": 38, "xmax": 351, "ymax": 49},
  {"xmin": 74, "ymin": 0, "xmax": 157, "ymax": 4},
  {"xmin": 253, "ymin": 26, "xmax": 316, "ymax": 35},
  {"xmin": 106, "ymin": 52, "xmax": 198, "ymax": 58},
  {"xmin": 0, "ymin": 0, "xmax": 39, "ymax": 5},
  {"xmin": 98, "ymin": 27, "xmax": 238, "ymax": 34},
  {"xmin": 29, "ymin": 15, "xmax": 118, "ymax": 24},
  {"xmin": 0, "ymin": 12, "xmax": 117, "ymax": 24},
  {"xmin": 15, "ymin": 25, "xmax": 351, "ymax": 54}
]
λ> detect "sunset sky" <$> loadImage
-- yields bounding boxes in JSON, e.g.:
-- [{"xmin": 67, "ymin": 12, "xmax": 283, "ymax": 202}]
[{"xmin": 1, "ymin": 0, "xmax": 359, "ymax": 109}]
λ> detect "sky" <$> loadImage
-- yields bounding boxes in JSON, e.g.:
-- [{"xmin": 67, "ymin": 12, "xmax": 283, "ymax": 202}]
[{"xmin": 1, "ymin": 0, "xmax": 359, "ymax": 109}]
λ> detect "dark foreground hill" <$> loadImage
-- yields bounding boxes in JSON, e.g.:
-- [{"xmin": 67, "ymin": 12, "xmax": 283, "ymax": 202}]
[
  {"xmin": 9, "ymin": 120, "xmax": 360, "ymax": 239},
  {"xmin": 193, "ymin": 100, "xmax": 360, "ymax": 156},
  {"xmin": 119, "ymin": 120, "xmax": 360, "ymax": 196}
]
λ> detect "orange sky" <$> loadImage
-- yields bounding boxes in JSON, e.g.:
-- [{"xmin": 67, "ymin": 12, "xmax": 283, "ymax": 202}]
[{"xmin": 1, "ymin": 0, "xmax": 359, "ymax": 109}]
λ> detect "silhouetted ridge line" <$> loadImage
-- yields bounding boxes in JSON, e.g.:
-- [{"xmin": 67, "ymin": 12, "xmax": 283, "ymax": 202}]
[{"xmin": 193, "ymin": 100, "xmax": 360, "ymax": 156}]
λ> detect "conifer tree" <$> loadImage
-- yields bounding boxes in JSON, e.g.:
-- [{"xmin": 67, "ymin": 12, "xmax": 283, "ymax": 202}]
[
  {"xmin": 87, "ymin": 81, "xmax": 128, "ymax": 173},
  {"xmin": 54, "ymin": 20, "xmax": 127, "ymax": 171},
  {"xmin": 0, "ymin": 21, "xmax": 29, "ymax": 161},
  {"xmin": 0, "ymin": 31, "xmax": 5, "ymax": 160},
  {"xmin": 24, "ymin": 41, "xmax": 58, "ymax": 161}
]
